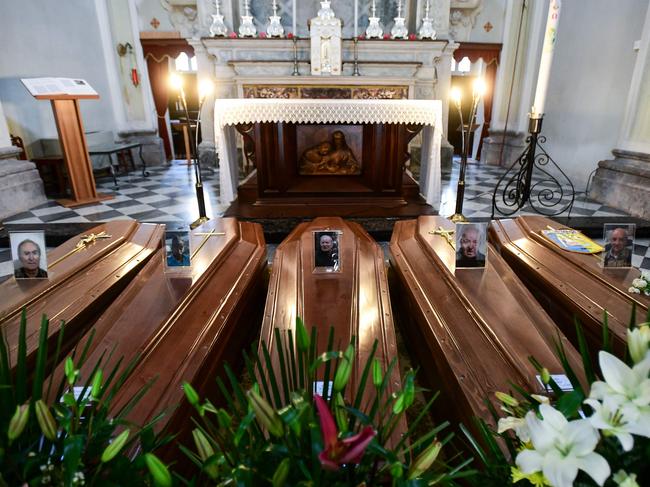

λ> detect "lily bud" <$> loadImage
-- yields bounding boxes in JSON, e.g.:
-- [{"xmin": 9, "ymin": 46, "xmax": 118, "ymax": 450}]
[
  {"xmin": 144, "ymin": 453, "xmax": 172, "ymax": 487},
  {"xmin": 7, "ymin": 404, "xmax": 29, "ymax": 441},
  {"xmin": 334, "ymin": 393, "xmax": 347, "ymax": 433},
  {"xmin": 64, "ymin": 357, "xmax": 77, "ymax": 385},
  {"xmin": 333, "ymin": 358, "xmax": 352, "ymax": 392},
  {"xmin": 91, "ymin": 369, "xmax": 103, "ymax": 399},
  {"xmin": 407, "ymin": 441, "xmax": 442, "ymax": 480},
  {"xmin": 272, "ymin": 458, "xmax": 290, "ymax": 487},
  {"xmin": 372, "ymin": 358, "xmax": 383, "ymax": 388},
  {"xmin": 540, "ymin": 368, "xmax": 551, "ymax": 385},
  {"xmin": 295, "ymin": 317, "xmax": 310, "ymax": 351},
  {"xmin": 390, "ymin": 461, "xmax": 403, "ymax": 479},
  {"xmin": 247, "ymin": 389, "xmax": 283, "ymax": 437},
  {"xmin": 101, "ymin": 429, "xmax": 130, "ymax": 463},
  {"xmin": 343, "ymin": 344, "xmax": 355, "ymax": 363},
  {"xmin": 403, "ymin": 371, "xmax": 415, "ymax": 408},
  {"xmin": 627, "ymin": 325, "xmax": 650, "ymax": 364},
  {"xmin": 35, "ymin": 399, "xmax": 57, "ymax": 441},
  {"xmin": 192, "ymin": 429, "xmax": 218, "ymax": 479},
  {"xmin": 183, "ymin": 382, "xmax": 200, "ymax": 407},
  {"xmin": 495, "ymin": 392, "xmax": 519, "ymax": 408}
]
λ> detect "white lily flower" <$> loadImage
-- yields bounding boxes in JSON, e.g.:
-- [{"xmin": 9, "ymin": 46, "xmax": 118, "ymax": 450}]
[
  {"xmin": 589, "ymin": 352, "xmax": 650, "ymax": 429},
  {"xmin": 628, "ymin": 287, "xmax": 641, "ymax": 294},
  {"xmin": 584, "ymin": 397, "xmax": 650, "ymax": 451},
  {"xmin": 627, "ymin": 325, "xmax": 650, "ymax": 365},
  {"xmin": 497, "ymin": 416, "xmax": 530, "ymax": 442},
  {"xmin": 531, "ymin": 394, "xmax": 551, "ymax": 405},
  {"xmin": 516, "ymin": 404, "xmax": 610, "ymax": 487},
  {"xmin": 631, "ymin": 278, "xmax": 647, "ymax": 289}
]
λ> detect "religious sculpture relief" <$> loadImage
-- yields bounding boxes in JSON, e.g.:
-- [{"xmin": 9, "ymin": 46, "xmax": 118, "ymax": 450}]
[
  {"xmin": 449, "ymin": 0, "xmax": 483, "ymax": 42},
  {"xmin": 299, "ymin": 130, "xmax": 361, "ymax": 176},
  {"xmin": 161, "ymin": 0, "xmax": 200, "ymax": 38}
]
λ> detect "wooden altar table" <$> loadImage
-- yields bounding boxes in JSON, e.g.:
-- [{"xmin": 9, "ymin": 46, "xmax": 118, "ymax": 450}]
[{"xmin": 214, "ymin": 99, "xmax": 442, "ymax": 217}]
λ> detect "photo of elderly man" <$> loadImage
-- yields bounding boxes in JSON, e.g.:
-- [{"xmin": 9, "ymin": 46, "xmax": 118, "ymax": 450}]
[
  {"xmin": 603, "ymin": 224, "xmax": 634, "ymax": 268},
  {"xmin": 11, "ymin": 232, "xmax": 48, "ymax": 279},
  {"xmin": 455, "ymin": 222, "xmax": 487, "ymax": 269}
]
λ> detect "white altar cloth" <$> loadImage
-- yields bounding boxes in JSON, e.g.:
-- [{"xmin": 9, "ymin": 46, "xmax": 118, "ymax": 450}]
[{"xmin": 213, "ymin": 98, "xmax": 443, "ymax": 208}]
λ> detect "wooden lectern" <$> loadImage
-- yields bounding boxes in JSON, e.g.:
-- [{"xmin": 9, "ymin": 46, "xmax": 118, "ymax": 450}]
[{"xmin": 33, "ymin": 93, "xmax": 111, "ymax": 207}]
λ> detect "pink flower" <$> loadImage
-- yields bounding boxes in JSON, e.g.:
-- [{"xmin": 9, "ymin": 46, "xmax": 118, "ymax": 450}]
[
  {"xmin": 358, "ymin": 34, "xmax": 365, "ymax": 40},
  {"xmin": 228, "ymin": 31, "xmax": 237, "ymax": 38},
  {"xmin": 287, "ymin": 32, "xmax": 294, "ymax": 39},
  {"xmin": 314, "ymin": 394, "xmax": 376, "ymax": 471},
  {"xmin": 259, "ymin": 32, "xmax": 267, "ymax": 38},
  {"xmin": 383, "ymin": 33, "xmax": 390, "ymax": 40},
  {"xmin": 408, "ymin": 33, "xmax": 416, "ymax": 41}
]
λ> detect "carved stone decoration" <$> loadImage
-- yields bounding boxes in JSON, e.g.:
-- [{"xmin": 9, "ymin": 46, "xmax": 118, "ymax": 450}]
[
  {"xmin": 310, "ymin": 1, "xmax": 342, "ymax": 76},
  {"xmin": 449, "ymin": 0, "xmax": 483, "ymax": 42},
  {"xmin": 161, "ymin": 0, "xmax": 200, "ymax": 38}
]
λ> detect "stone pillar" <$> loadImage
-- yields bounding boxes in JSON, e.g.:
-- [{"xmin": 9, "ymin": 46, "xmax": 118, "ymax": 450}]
[
  {"xmin": 481, "ymin": 0, "xmax": 545, "ymax": 166},
  {"xmin": 591, "ymin": 3, "xmax": 650, "ymax": 218}
]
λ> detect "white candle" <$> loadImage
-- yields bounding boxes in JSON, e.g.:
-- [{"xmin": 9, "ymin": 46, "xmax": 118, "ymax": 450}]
[
  {"xmin": 532, "ymin": 0, "xmax": 561, "ymax": 116},
  {"xmin": 292, "ymin": 0, "xmax": 297, "ymax": 35},
  {"xmin": 354, "ymin": 0, "xmax": 358, "ymax": 38}
]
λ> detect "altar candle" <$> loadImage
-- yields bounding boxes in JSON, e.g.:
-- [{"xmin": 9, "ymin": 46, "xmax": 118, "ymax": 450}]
[
  {"xmin": 532, "ymin": 0, "xmax": 561, "ymax": 116},
  {"xmin": 354, "ymin": 0, "xmax": 358, "ymax": 38},
  {"xmin": 292, "ymin": 0, "xmax": 296, "ymax": 35}
]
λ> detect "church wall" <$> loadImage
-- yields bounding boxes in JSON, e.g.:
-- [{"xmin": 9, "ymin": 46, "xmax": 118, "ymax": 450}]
[
  {"xmin": 468, "ymin": 0, "xmax": 506, "ymax": 43},
  {"xmin": 0, "ymin": 102, "xmax": 11, "ymax": 148},
  {"xmin": 137, "ymin": 0, "xmax": 176, "ymax": 32},
  {"xmin": 540, "ymin": 0, "xmax": 645, "ymax": 190},
  {"xmin": 0, "ymin": 0, "xmax": 118, "ymax": 156}
]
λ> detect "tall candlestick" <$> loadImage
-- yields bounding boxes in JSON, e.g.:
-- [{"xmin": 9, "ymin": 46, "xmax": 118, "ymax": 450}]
[
  {"xmin": 354, "ymin": 0, "xmax": 358, "ymax": 38},
  {"xmin": 292, "ymin": 0, "xmax": 297, "ymax": 35},
  {"xmin": 532, "ymin": 0, "xmax": 561, "ymax": 116}
]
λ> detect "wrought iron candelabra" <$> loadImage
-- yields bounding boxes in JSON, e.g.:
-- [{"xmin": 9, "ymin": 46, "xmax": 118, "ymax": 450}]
[{"xmin": 491, "ymin": 114, "xmax": 575, "ymax": 218}]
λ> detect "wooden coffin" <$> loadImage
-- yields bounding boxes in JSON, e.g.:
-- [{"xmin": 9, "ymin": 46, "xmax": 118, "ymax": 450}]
[
  {"xmin": 489, "ymin": 216, "xmax": 649, "ymax": 357},
  {"xmin": 0, "ymin": 221, "xmax": 163, "ymax": 371},
  {"xmin": 390, "ymin": 216, "xmax": 583, "ymax": 431},
  {"xmin": 69, "ymin": 218, "xmax": 267, "ymax": 438},
  {"xmin": 260, "ymin": 217, "xmax": 404, "ymax": 436}
]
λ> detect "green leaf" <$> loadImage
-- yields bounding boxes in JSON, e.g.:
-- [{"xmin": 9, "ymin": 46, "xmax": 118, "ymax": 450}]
[
  {"xmin": 101, "ymin": 429, "xmax": 130, "ymax": 463},
  {"xmin": 15, "ymin": 309, "xmax": 27, "ymax": 403},
  {"xmin": 372, "ymin": 358, "xmax": 383, "ymax": 388},
  {"xmin": 272, "ymin": 458, "xmax": 290, "ymax": 487},
  {"xmin": 295, "ymin": 317, "xmax": 310, "ymax": 351},
  {"xmin": 333, "ymin": 357, "xmax": 352, "ymax": 392},
  {"xmin": 556, "ymin": 390, "xmax": 584, "ymax": 418},
  {"xmin": 32, "ymin": 315, "xmax": 49, "ymax": 401}
]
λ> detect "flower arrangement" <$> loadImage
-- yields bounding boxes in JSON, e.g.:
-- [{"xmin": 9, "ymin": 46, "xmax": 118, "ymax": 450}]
[
  {"xmin": 628, "ymin": 270, "xmax": 650, "ymax": 296},
  {"xmin": 180, "ymin": 318, "xmax": 472, "ymax": 485},
  {"xmin": 0, "ymin": 312, "xmax": 171, "ymax": 486},
  {"xmin": 471, "ymin": 308, "xmax": 650, "ymax": 487}
]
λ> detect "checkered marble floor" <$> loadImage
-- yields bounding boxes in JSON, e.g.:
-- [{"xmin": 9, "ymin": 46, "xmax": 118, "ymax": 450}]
[
  {"xmin": 2, "ymin": 160, "xmax": 649, "ymax": 272},
  {"xmin": 4, "ymin": 162, "xmax": 226, "ymax": 226}
]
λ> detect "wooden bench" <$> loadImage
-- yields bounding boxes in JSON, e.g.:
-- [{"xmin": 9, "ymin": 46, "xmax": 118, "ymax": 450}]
[
  {"xmin": 390, "ymin": 216, "xmax": 583, "ymax": 431},
  {"xmin": 1, "ymin": 221, "xmax": 163, "ymax": 372},
  {"xmin": 489, "ymin": 216, "xmax": 649, "ymax": 357},
  {"xmin": 260, "ymin": 217, "xmax": 404, "ymax": 441},
  {"xmin": 65, "ymin": 218, "xmax": 267, "ymax": 442}
]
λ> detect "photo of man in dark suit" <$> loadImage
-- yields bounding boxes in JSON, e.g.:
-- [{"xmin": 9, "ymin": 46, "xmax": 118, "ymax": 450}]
[
  {"xmin": 314, "ymin": 231, "xmax": 340, "ymax": 270},
  {"xmin": 603, "ymin": 224, "xmax": 634, "ymax": 268}
]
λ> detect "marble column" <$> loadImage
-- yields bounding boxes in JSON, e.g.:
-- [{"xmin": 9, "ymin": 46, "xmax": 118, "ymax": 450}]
[
  {"xmin": 591, "ymin": 3, "xmax": 650, "ymax": 218},
  {"xmin": 481, "ymin": 0, "xmax": 546, "ymax": 166},
  {"xmin": 190, "ymin": 40, "xmax": 219, "ymax": 167}
]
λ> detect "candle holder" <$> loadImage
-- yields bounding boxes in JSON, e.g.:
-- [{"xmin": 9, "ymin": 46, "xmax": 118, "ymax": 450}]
[
  {"xmin": 490, "ymin": 114, "xmax": 575, "ymax": 218},
  {"xmin": 449, "ymin": 81, "xmax": 484, "ymax": 223},
  {"xmin": 170, "ymin": 75, "xmax": 211, "ymax": 229},
  {"xmin": 292, "ymin": 37, "xmax": 300, "ymax": 76},
  {"xmin": 352, "ymin": 37, "xmax": 360, "ymax": 76}
]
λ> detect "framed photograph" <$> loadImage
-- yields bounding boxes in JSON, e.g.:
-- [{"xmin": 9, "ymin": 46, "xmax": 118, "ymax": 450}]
[
  {"xmin": 455, "ymin": 222, "xmax": 487, "ymax": 269},
  {"xmin": 164, "ymin": 228, "xmax": 191, "ymax": 270},
  {"xmin": 313, "ymin": 230, "xmax": 342, "ymax": 273},
  {"xmin": 10, "ymin": 230, "xmax": 48, "ymax": 280},
  {"xmin": 602, "ymin": 223, "xmax": 635, "ymax": 268}
]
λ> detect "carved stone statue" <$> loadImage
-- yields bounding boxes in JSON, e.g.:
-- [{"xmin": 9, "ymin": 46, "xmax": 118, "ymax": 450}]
[
  {"xmin": 309, "ymin": 1, "xmax": 342, "ymax": 75},
  {"xmin": 300, "ymin": 130, "xmax": 360, "ymax": 175}
]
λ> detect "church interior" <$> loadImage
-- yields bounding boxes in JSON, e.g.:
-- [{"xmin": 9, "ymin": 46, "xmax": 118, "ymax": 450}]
[{"xmin": 1, "ymin": 1, "xmax": 649, "ymax": 485}]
